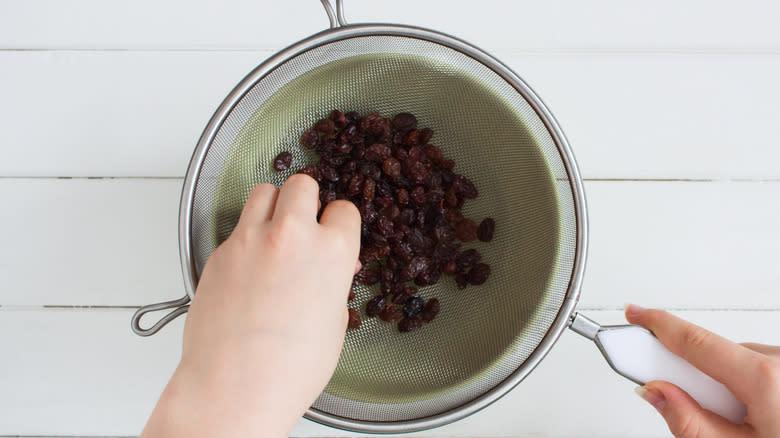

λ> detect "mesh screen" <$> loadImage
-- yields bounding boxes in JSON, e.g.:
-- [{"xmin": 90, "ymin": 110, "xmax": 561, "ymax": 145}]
[{"xmin": 188, "ymin": 35, "xmax": 577, "ymax": 423}]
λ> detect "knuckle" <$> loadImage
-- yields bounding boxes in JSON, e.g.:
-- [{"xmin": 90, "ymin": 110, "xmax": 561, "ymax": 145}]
[
  {"xmin": 328, "ymin": 230, "xmax": 354, "ymax": 253},
  {"xmin": 681, "ymin": 325, "xmax": 712, "ymax": 350},
  {"xmin": 247, "ymin": 183, "xmax": 277, "ymax": 202},
  {"xmin": 273, "ymin": 214, "xmax": 304, "ymax": 238},
  {"xmin": 756, "ymin": 356, "xmax": 780, "ymax": 387}
]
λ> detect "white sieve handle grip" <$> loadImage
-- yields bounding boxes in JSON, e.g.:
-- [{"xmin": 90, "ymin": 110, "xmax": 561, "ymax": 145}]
[{"xmin": 570, "ymin": 313, "xmax": 746, "ymax": 424}]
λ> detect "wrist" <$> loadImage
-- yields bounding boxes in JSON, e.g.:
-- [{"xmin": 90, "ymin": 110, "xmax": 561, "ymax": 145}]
[{"xmin": 166, "ymin": 338, "xmax": 311, "ymax": 438}]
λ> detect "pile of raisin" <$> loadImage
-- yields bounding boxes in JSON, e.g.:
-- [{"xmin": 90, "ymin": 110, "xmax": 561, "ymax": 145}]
[{"xmin": 275, "ymin": 110, "xmax": 495, "ymax": 333}]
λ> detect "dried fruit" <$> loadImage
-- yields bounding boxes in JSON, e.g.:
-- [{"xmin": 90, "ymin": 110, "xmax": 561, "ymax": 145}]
[
  {"xmin": 281, "ymin": 111, "xmax": 497, "ymax": 333},
  {"xmin": 403, "ymin": 296, "xmax": 425, "ymax": 317},
  {"xmin": 366, "ymin": 295, "xmax": 387, "ymax": 317},
  {"xmin": 392, "ymin": 113, "xmax": 418, "ymax": 132},
  {"xmin": 398, "ymin": 317, "xmax": 422, "ymax": 332},
  {"xmin": 478, "ymin": 217, "xmax": 496, "ymax": 242},
  {"xmin": 455, "ymin": 249, "xmax": 481, "ymax": 270},
  {"xmin": 420, "ymin": 298, "xmax": 440, "ymax": 322},
  {"xmin": 273, "ymin": 151, "xmax": 293, "ymax": 171},
  {"xmin": 379, "ymin": 306, "xmax": 403, "ymax": 323},
  {"xmin": 467, "ymin": 263, "xmax": 491, "ymax": 285},
  {"xmin": 347, "ymin": 308, "xmax": 362, "ymax": 329}
]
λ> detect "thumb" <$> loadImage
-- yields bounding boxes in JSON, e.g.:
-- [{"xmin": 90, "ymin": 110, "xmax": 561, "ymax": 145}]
[{"xmin": 635, "ymin": 381, "xmax": 748, "ymax": 438}]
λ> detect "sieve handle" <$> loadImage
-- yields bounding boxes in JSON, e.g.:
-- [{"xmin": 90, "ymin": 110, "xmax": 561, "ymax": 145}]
[
  {"xmin": 320, "ymin": 0, "xmax": 348, "ymax": 28},
  {"xmin": 570, "ymin": 312, "xmax": 747, "ymax": 424},
  {"xmin": 131, "ymin": 295, "xmax": 190, "ymax": 336}
]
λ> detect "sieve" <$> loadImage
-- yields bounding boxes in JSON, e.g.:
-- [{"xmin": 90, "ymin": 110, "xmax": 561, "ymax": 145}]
[{"xmin": 131, "ymin": 0, "xmax": 745, "ymax": 432}]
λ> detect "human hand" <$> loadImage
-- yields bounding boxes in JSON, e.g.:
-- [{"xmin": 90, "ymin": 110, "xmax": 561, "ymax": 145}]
[
  {"xmin": 626, "ymin": 305, "xmax": 780, "ymax": 438},
  {"xmin": 141, "ymin": 174, "xmax": 361, "ymax": 438}
]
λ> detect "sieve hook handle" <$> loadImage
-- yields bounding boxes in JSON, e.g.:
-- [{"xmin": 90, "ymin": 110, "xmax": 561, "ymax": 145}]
[
  {"xmin": 570, "ymin": 312, "xmax": 747, "ymax": 424},
  {"xmin": 320, "ymin": 0, "xmax": 348, "ymax": 28},
  {"xmin": 131, "ymin": 295, "xmax": 190, "ymax": 336}
]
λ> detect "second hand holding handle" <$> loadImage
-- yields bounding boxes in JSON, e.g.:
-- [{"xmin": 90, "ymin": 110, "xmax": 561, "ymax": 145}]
[{"xmin": 570, "ymin": 313, "xmax": 747, "ymax": 424}]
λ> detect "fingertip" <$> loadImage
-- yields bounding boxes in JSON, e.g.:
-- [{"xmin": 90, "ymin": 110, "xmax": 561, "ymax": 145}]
[
  {"xmin": 329, "ymin": 199, "xmax": 360, "ymax": 217},
  {"xmin": 320, "ymin": 200, "xmax": 361, "ymax": 230},
  {"xmin": 635, "ymin": 384, "xmax": 666, "ymax": 413},
  {"xmin": 284, "ymin": 172, "xmax": 318, "ymax": 188},
  {"xmin": 624, "ymin": 303, "xmax": 645, "ymax": 323}
]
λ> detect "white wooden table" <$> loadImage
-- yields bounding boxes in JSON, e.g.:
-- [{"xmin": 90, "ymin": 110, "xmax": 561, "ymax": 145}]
[{"xmin": 1, "ymin": 1, "xmax": 779, "ymax": 437}]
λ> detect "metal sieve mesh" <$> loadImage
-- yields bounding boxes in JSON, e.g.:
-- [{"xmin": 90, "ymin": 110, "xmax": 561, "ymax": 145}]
[{"xmin": 183, "ymin": 29, "xmax": 581, "ymax": 431}]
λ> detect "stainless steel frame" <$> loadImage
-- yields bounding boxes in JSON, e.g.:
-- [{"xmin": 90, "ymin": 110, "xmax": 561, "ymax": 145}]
[{"xmin": 132, "ymin": 0, "xmax": 590, "ymax": 433}]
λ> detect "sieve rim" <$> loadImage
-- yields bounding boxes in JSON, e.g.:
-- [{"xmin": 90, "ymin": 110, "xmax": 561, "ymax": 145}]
[{"xmin": 178, "ymin": 22, "xmax": 588, "ymax": 434}]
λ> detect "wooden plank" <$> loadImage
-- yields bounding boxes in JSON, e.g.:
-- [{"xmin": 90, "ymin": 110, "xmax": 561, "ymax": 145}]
[
  {"xmin": 0, "ymin": 309, "xmax": 776, "ymax": 436},
  {"xmin": 1, "ymin": 179, "xmax": 778, "ymax": 308},
  {"xmin": 581, "ymin": 180, "xmax": 780, "ymax": 309},
  {"xmin": 0, "ymin": 178, "xmax": 184, "ymax": 306},
  {"xmin": 2, "ymin": 51, "xmax": 779, "ymax": 179},
  {"xmin": 1, "ymin": 0, "xmax": 779, "ymax": 50}
]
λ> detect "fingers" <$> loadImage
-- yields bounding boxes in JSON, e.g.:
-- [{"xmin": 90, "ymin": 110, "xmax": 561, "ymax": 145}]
[
  {"xmin": 741, "ymin": 342, "xmax": 780, "ymax": 358},
  {"xmin": 272, "ymin": 174, "xmax": 320, "ymax": 222},
  {"xmin": 319, "ymin": 200, "xmax": 361, "ymax": 240},
  {"xmin": 637, "ymin": 381, "xmax": 749, "ymax": 438},
  {"xmin": 626, "ymin": 305, "xmax": 763, "ymax": 403},
  {"xmin": 235, "ymin": 184, "xmax": 280, "ymax": 230}
]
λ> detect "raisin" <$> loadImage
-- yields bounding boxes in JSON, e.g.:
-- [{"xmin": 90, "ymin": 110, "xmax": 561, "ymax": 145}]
[
  {"xmin": 315, "ymin": 118, "xmax": 336, "ymax": 134},
  {"xmin": 330, "ymin": 109, "xmax": 347, "ymax": 128},
  {"xmin": 467, "ymin": 263, "xmax": 491, "ymax": 285},
  {"xmin": 403, "ymin": 296, "xmax": 425, "ymax": 317},
  {"xmin": 347, "ymin": 308, "xmax": 362, "ymax": 329},
  {"xmin": 382, "ymin": 157, "xmax": 402, "ymax": 179},
  {"xmin": 452, "ymin": 175, "xmax": 478, "ymax": 199},
  {"xmin": 347, "ymin": 173, "xmax": 364, "ymax": 196},
  {"xmin": 362, "ymin": 178, "xmax": 376, "ymax": 201},
  {"xmin": 442, "ymin": 260, "xmax": 458, "ymax": 275},
  {"xmin": 320, "ymin": 189, "xmax": 336, "ymax": 206},
  {"xmin": 397, "ymin": 188, "xmax": 409, "ymax": 205},
  {"xmin": 320, "ymin": 165, "xmax": 339, "ymax": 182},
  {"xmin": 334, "ymin": 141, "xmax": 353, "ymax": 154},
  {"xmin": 410, "ymin": 186, "xmax": 426, "ymax": 205},
  {"xmin": 379, "ymin": 306, "xmax": 403, "ymax": 322},
  {"xmin": 419, "ymin": 127, "xmax": 433, "ymax": 144},
  {"xmin": 298, "ymin": 165, "xmax": 321, "ymax": 182},
  {"xmin": 454, "ymin": 219, "xmax": 478, "ymax": 242},
  {"xmin": 366, "ymin": 295, "xmax": 387, "ymax": 317},
  {"xmin": 354, "ymin": 264, "xmax": 381, "ymax": 286},
  {"xmin": 400, "ymin": 255, "xmax": 430, "ymax": 281},
  {"xmin": 398, "ymin": 317, "xmax": 422, "ymax": 332},
  {"xmin": 392, "ymin": 113, "xmax": 418, "ymax": 132},
  {"xmin": 301, "ymin": 130, "xmax": 319, "ymax": 149},
  {"xmin": 365, "ymin": 143, "xmax": 392, "ymax": 163},
  {"xmin": 392, "ymin": 292, "xmax": 411, "ymax": 305},
  {"xmin": 404, "ymin": 129, "xmax": 420, "ymax": 146},
  {"xmin": 420, "ymin": 298, "xmax": 440, "ymax": 322},
  {"xmin": 478, "ymin": 217, "xmax": 496, "ymax": 242},
  {"xmin": 286, "ymin": 111, "xmax": 496, "ymax": 333},
  {"xmin": 455, "ymin": 248, "xmax": 481, "ymax": 270},
  {"xmin": 345, "ymin": 111, "xmax": 360, "ymax": 123},
  {"xmin": 455, "ymin": 272, "xmax": 469, "ymax": 289},
  {"xmin": 273, "ymin": 151, "xmax": 293, "ymax": 171}
]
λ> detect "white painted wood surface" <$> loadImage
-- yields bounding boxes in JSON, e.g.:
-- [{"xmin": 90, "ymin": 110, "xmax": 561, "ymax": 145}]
[
  {"xmin": 1, "ymin": 310, "xmax": 777, "ymax": 437},
  {"xmin": 2, "ymin": 179, "xmax": 779, "ymax": 308},
  {"xmin": 4, "ymin": 52, "xmax": 780, "ymax": 179},
  {"xmin": 1, "ymin": 0, "xmax": 778, "ymax": 437}
]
